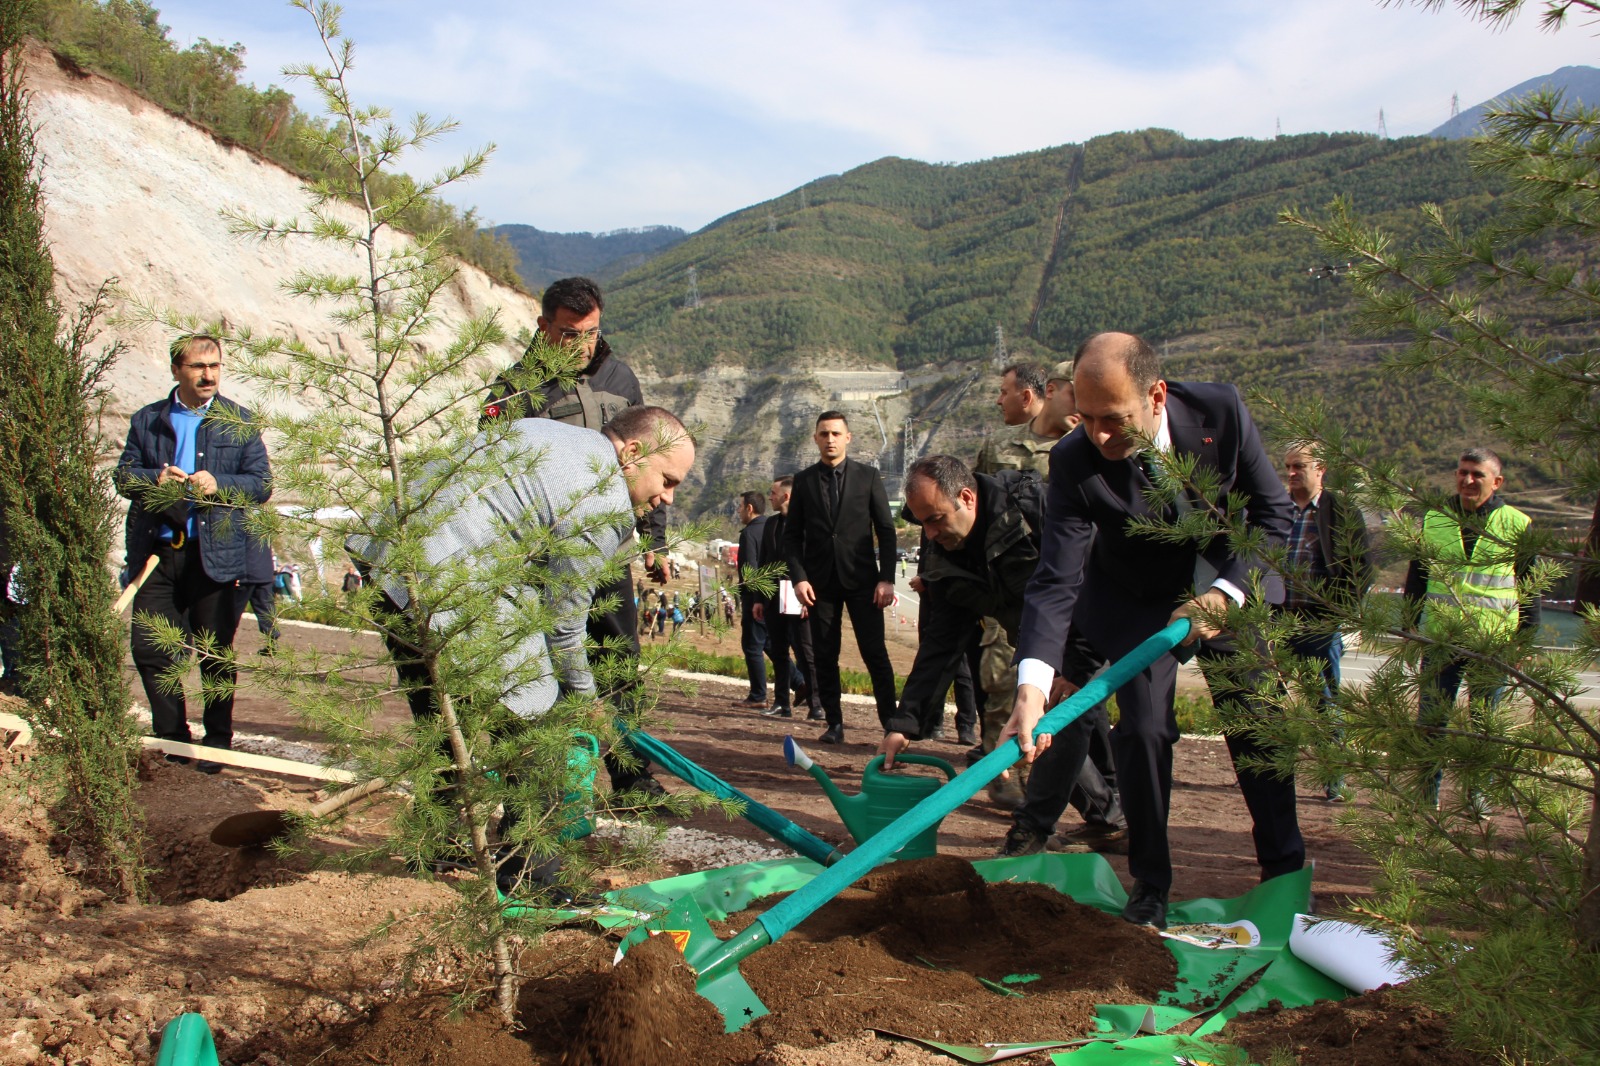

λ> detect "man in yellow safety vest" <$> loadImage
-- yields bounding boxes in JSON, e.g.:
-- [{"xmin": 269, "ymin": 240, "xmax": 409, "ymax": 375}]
[{"xmin": 1403, "ymin": 447, "xmax": 1538, "ymax": 808}]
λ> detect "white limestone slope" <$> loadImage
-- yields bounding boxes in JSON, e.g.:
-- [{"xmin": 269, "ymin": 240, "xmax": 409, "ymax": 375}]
[{"xmin": 21, "ymin": 42, "xmax": 540, "ymax": 423}]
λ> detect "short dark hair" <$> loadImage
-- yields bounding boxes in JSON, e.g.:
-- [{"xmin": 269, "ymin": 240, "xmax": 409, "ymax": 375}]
[
  {"xmin": 773, "ymin": 475, "xmax": 794, "ymax": 491},
  {"xmin": 1460, "ymin": 446, "xmax": 1503, "ymax": 475},
  {"xmin": 907, "ymin": 454, "xmax": 976, "ymax": 502},
  {"xmin": 816, "ymin": 410, "xmax": 848, "ymax": 428},
  {"xmin": 602, "ymin": 405, "xmax": 691, "ymax": 447},
  {"xmin": 1074, "ymin": 332, "xmax": 1161, "ymax": 391},
  {"xmin": 541, "ymin": 277, "xmax": 604, "ymax": 320},
  {"xmin": 739, "ymin": 490, "xmax": 767, "ymax": 515},
  {"xmin": 170, "ymin": 333, "xmax": 221, "ymax": 366},
  {"xmin": 1001, "ymin": 361, "xmax": 1048, "ymax": 398}
]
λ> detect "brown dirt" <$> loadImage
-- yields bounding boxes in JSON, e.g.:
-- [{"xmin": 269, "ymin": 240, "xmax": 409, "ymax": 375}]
[
  {"xmin": 1213, "ymin": 986, "xmax": 1485, "ymax": 1065},
  {"xmin": 0, "ymin": 617, "xmax": 1479, "ymax": 1063}
]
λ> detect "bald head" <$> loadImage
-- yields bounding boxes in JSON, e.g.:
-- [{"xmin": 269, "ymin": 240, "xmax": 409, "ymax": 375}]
[{"xmin": 1071, "ymin": 332, "xmax": 1167, "ymax": 462}]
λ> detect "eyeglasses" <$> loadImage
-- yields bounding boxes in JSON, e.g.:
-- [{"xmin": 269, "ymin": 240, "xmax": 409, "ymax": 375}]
[
  {"xmin": 179, "ymin": 361, "xmax": 222, "ymax": 371},
  {"xmin": 556, "ymin": 327, "xmax": 603, "ymax": 343}
]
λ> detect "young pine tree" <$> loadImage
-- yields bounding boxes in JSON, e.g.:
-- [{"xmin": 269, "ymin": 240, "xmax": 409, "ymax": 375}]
[{"xmin": 0, "ymin": 0, "xmax": 144, "ymax": 898}]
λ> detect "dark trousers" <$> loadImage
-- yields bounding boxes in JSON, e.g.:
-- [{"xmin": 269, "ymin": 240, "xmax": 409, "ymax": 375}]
[
  {"xmin": 1015, "ymin": 702, "xmax": 1122, "ymax": 835},
  {"xmin": 1289, "ymin": 627, "xmax": 1343, "ymax": 793},
  {"xmin": 130, "ymin": 540, "xmax": 241, "ymax": 749},
  {"xmin": 1418, "ymin": 652, "xmax": 1504, "ymax": 805},
  {"xmin": 587, "ymin": 568, "xmax": 654, "ymax": 789},
  {"xmin": 808, "ymin": 590, "xmax": 898, "ymax": 729},
  {"xmin": 1062, "ymin": 619, "xmax": 1303, "ymax": 891},
  {"xmin": 952, "ymin": 642, "xmax": 981, "ymax": 736},
  {"xmin": 767, "ymin": 609, "xmax": 821, "ymax": 713},
  {"xmin": 241, "ymin": 581, "xmax": 280, "ymax": 642},
  {"xmin": 740, "ymin": 606, "xmax": 768, "ymax": 700}
]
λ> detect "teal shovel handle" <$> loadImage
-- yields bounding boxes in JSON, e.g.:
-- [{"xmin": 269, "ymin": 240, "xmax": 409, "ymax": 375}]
[{"xmin": 697, "ymin": 619, "xmax": 1191, "ymax": 984}]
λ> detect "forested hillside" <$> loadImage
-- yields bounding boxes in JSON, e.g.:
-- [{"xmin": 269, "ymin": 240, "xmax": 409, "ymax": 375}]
[
  {"xmin": 613, "ymin": 128, "xmax": 1587, "ymax": 517},
  {"xmin": 494, "ymin": 224, "xmax": 687, "ymax": 288},
  {"xmin": 608, "ymin": 129, "xmax": 1497, "ymax": 374}
]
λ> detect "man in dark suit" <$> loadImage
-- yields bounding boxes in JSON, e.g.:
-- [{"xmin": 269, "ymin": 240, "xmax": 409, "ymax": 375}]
[
  {"xmin": 783, "ymin": 411, "xmax": 899, "ymax": 744},
  {"xmin": 734, "ymin": 490, "xmax": 770, "ymax": 708},
  {"xmin": 753, "ymin": 475, "xmax": 824, "ymax": 720},
  {"xmin": 1281, "ymin": 445, "xmax": 1374, "ymax": 800},
  {"xmin": 1003, "ymin": 332, "xmax": 1300, "ymax": 930}
]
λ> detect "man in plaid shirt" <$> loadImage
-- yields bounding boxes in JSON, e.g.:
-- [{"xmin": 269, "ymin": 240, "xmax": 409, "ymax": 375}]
[{"xmin": 1281, "ymin": 445, "xmax": 1374, "ymax": 800}]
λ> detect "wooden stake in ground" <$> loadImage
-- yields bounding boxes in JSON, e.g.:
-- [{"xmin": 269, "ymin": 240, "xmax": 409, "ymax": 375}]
[{"xmin": 210, "ymin": 776, "xmax": 390, "ymax": 847}]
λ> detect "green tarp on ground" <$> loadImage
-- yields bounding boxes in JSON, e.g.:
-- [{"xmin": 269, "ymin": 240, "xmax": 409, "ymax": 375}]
[{"xmin": 605, "ymin": 853, "xmax": 1353, "ymax": 1062}]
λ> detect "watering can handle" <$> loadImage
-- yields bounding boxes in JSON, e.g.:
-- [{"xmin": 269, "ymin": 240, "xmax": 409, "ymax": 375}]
[{"xmin": 863, "ymin": 753, "xmax": 958, "ymax": 783}]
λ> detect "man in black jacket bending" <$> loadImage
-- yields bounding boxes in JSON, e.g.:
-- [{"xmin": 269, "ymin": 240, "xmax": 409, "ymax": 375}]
[
  {"xmin": 481, "ymin": 276, "xmax": 666, "ymax": 797},
  {"xmin": 879, "ymin": 455, "xmax": 1045, "ymax": 765}
]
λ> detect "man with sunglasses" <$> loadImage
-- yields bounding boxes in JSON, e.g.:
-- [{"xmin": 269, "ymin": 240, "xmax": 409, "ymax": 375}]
[
  {"xmin": 481, "ymin": 277, "xmax": 669, "ymax": 799},
  {"xmin": 116, "ymin": 334, "xmax": 272, "ymax": 773}
]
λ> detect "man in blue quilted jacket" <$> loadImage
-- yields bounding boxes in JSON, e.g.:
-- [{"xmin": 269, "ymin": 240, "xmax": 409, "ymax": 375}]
[{"xmin": 116, "ymin": 335, "xmax": 271, "ymax": 772}]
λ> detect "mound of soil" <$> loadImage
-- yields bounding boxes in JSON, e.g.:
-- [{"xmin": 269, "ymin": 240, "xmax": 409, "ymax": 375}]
[{"xmin": 1215, "ymin": 986, "xmax": 1484, "ymax": 1065}]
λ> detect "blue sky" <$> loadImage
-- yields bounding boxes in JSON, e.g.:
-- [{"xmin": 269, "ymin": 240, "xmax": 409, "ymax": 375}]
[{"xmin": 151, "ymin": 1, "xmax": 1599, "ymax": 233}]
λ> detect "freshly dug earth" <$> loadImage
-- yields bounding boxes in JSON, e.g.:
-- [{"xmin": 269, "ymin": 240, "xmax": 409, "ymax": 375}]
[
  {"xmin": 1214, "ymin": 986, "xmax": 1486, "ymax": 1065},
  {"xmin": 0, "ymin": 618, "xmax": 1487, "ymax": 1063}
]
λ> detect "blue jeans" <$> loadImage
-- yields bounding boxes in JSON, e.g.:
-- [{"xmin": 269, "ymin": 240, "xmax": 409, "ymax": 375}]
[
  {"xmin": 1289, "ymin": 628, "xmax": 1343, "ymax": 795},
  {"xmin": 741, "ymin": 609, "xmax": 768, "ymax": 700},
  {"xmin": 1418, "ymin": 653, "xmax": 1504, "ymax": 806}
]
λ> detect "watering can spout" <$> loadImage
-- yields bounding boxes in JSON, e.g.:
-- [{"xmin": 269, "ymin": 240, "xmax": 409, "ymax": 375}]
[
  {"xmin": 785, "ymin": 737, "xmax": 956, "ymax": 859},
  {"xmin": 784, "ymin": 736, "xmax": 852, "ymax": 815}
]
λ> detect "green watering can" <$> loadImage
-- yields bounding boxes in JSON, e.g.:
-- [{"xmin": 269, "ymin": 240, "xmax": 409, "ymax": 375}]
[{"xmin": 784, "ymin": 737, "xmax": 957, "ymax": 859}]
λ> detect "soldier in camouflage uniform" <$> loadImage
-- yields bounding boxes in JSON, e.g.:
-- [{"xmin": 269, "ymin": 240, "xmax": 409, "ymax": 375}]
[{"xmin": 971, "ymin": 362, "xmax": 1085, "ymax": 804}]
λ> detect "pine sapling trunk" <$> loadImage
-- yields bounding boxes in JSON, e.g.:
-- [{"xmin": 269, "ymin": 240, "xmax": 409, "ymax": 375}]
[{"xmin": 431, "ymin": 684, "xmax": 520, "ymax": 1021}]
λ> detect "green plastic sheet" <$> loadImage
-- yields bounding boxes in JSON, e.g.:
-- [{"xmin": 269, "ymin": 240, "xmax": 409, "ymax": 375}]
[{"xmin": 606, "ymin": 852, "xmax": 1353, "ymax": 1056}]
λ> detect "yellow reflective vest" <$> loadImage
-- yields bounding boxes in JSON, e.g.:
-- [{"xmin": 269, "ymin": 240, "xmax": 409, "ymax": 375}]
[{"xmin": 1421, "ymin": 503, "xmax": 1531, "ymax": 639}]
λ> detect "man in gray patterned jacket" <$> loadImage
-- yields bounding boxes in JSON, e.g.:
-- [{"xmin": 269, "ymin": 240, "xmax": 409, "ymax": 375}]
[{"xmin": 358, "ymin": 405, "xmax": 695, "ymax": 721}]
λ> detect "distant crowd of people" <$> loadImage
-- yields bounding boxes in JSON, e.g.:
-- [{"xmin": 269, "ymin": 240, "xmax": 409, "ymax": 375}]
[{"xmin": 101, "ymin": 277, "xmax": 1535, "ymax": 920}]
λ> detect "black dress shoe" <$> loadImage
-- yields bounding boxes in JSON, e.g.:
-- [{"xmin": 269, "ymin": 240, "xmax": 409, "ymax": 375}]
[
  {"xmin": 956, "ymin": 727, "xmax": 978, "ymax": 746},
  {"xmin": 1121, "ymin": 881, "xmax": 1168, "ymax": 930},
  {"xmin": 792, "ymin": 681, "xmax": 811, "ymax": 705},
  {"xmin": 762, "ymin": 705, "xmax": 793, "ymax": 718},
  {"xmin": 818, "ymin": 724, "xmax": 844, "ymax": 744},
  {"xmin": 195, "ymin": 760, "xmax": 223, "ymax": 775},
  {"xmin": 734, "ymin": 696, "xmax": 768, "ymax": 708},
  {"xmin": 807, "ymin": 708, "xmax": 827, "ymax": 721}
]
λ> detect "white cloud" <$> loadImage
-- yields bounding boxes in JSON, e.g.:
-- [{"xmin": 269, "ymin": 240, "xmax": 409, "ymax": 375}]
[{"xmin": 151, "ymin": 1, "xmax": 1600, "ymax": 230}]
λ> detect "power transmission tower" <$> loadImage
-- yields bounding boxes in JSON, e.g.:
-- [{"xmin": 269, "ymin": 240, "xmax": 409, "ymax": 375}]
[
  {"xmin": 798, "ymin": 186, "xmax": 807, "ymax": 210},
  {"xmin": 992, "ymin": 324, "xmax": 1008, "ymax": 367},
  {"xmin": 1275, "ymin": 116, "xmax": 1282, "ymax": 139},
  {"xmin": 1378, "ymin": 108, "xmax": 1388, "ymax": 140},
  {"xmin": 684, "ymin": 266, "xmax": 701, "ymax": 310},
  {"xmin": 1450, "ymin": 91, "xmax": 1460, "ymax": 121},
  {"xmin": 767, "ymin": 212, "xmax": 776, "ymax": 234}
]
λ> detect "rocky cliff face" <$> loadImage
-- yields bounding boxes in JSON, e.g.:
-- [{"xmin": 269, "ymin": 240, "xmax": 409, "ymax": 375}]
[
  {"xmin": 23, "ymin": 41, "xmax": 961, "ymax": 517},
  {"xmin": 24, "ymin": 41, "xmax": 540, "ymax": 425}
]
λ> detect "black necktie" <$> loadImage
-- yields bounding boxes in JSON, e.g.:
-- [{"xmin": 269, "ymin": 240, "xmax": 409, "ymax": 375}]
[{"xmin": 825, "ymin": 467, "xmax": 841, "ymax": 516}]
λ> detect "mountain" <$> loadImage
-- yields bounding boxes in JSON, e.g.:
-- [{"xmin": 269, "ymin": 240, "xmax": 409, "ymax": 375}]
[
  {"xmin": 1430, "ymin": 65, "xmax": 1600, "ymax": 138},
  {"xmin": 492, "ymin": 224, "xmax": 688, "ymax": 289},
  {"xmin": 605, "ymin": 129, "xmax": 1585, "ymax": 527}
]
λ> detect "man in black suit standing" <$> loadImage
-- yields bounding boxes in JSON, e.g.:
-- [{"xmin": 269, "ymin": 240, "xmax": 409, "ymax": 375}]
[
  {"xmin": 1003, "ymin": 332, "xmax": 1301, "ymax": 930},
  {"xmin": 734, "ymin": 490, "xmax": 770, "ymax": 708},
  {"xmin": 784, "ymin": 411, "xmax": 899, "ymax": 744}
]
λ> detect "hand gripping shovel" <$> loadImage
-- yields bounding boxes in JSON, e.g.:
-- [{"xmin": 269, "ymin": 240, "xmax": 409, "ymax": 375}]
[{"xmin": 687, "ymin": 619, "xmax": 1192, "ymax": 1029}]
